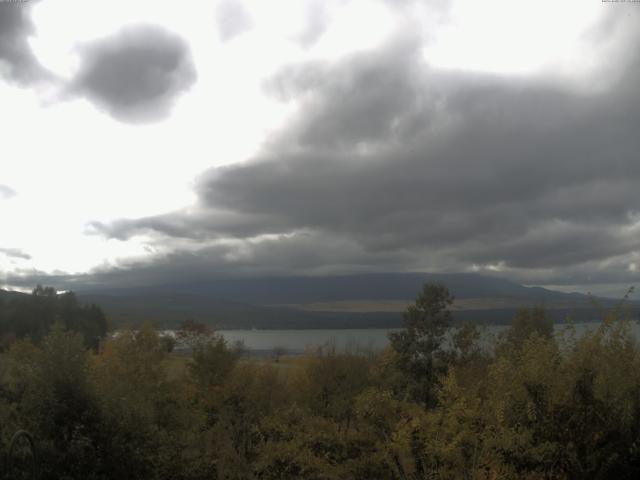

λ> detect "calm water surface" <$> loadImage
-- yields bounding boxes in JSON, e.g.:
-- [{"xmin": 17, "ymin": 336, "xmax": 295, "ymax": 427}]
[
  {"xmin": 217, "ymin": 321, "xmax": 640, "ymax": 355},
  {"xmin": 217, "ymin": 328, "xmax": 400, "ymax": 355}
]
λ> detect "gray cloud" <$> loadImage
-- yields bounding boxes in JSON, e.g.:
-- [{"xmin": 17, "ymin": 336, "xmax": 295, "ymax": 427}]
[
  {"xmin": 88, "ymin": 10, "xmax": 640, "ymax": 288},
  {"xmin": 265, "ymin": 35, "xmax": 430, "ymax": 149},
  {"xmin": 0, "ymin": 184, "xmax": 16, "ymax": 199},
  {"xmin": 3, "ymin": 232, "xmax": 421, "ymax": 291},
  {"xmin": 0, "ymin": 1, "xmax": 49, "ymax": 84},
  {"xmin": 296, "ymin": 1, "xmax": 331, "ymax": 48},
  {"xmin": 0, "ymin": 247, "xmax": 31, "ymax": 260},
  {"xmin": 215, "ymin": 0, "xmax": 253, "ymax": 42},
  {"xmin": 69, "ymin": 24, "xmax": 196, "ymax": 123},
  {"xmin": 87, "ymin": 207, "xmax": 291, "ymax": 241}
]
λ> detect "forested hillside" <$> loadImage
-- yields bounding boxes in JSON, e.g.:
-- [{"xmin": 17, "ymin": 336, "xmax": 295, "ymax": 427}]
[{"xmin": 0, "ymin": 285, "xmax": 107, "ymax": 350}]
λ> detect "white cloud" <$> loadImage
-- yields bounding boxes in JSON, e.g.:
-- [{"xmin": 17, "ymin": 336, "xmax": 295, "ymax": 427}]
[{"xmin": 422, "ymin": 0, "xmax": 605, "ymax": 78}]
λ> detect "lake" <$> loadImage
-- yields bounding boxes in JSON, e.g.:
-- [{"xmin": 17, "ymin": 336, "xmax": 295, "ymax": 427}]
[
  {"xmin": 216, "ymin": 328, "xmax": 400, "ymax": 355},
  {"xmin": 216, "ymin": 321, "xmax": 640, "ymax": 356}
]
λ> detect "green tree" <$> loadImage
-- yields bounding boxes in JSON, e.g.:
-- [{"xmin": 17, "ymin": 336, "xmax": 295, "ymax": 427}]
[
  {"xmin": 388, "ymin": 283, "xmax": 454, "ymax": 407},
  {"xmin": 0, "ymin": 324, "xmax": 103, "ymax": 479},
  {"xmin": 94, "ymin": 323, "xmax": 210, "ymax": 479},
  {"xmin": 0, "ymin": 286, "xmax": 107, "ymax": 350},
  {"xmin": 502, "ymin": 306, "xmax": 553, "ymax": 350},
  {"xmin": 189, "ymin": 333, "xmax": 240, "ymax": 391},
  {"xmin": 295, "ymin": 344, "xmax": 372, "ymax": 427}
]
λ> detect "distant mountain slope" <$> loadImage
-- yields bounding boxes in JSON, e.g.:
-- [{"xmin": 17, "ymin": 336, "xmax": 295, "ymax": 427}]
[
  {"xmin": 77, "ymin": 272, "xmax": 590, "ymax": 305},
  {"xmin": 0, "ymin": 289, "xmax": 27, "ymax": 301},
  {"xmin": 6, "ymin": 274, "xmax": 632, "ymax": 329},
  {"xmin": 70, "ymin": 273, "xmax": 634, "ymax": 329},
  {"xmin": 76, "ymin": 292, "xmax": 402, "ymax": 329}
]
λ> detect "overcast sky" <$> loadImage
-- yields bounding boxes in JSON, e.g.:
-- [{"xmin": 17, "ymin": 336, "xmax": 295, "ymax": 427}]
[{"xmin": 1, "ymin": 0, "xmax": 640, "ymax": 296}]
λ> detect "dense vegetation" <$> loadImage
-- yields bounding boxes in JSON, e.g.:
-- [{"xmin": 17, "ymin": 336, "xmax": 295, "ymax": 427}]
[
  {"xmin": 1, "ymin": 284, "xmax": 640, "ymax": 479},
  {"xmin": 0, "ymin": 286, "xmax": 107, "ymax": 350}
]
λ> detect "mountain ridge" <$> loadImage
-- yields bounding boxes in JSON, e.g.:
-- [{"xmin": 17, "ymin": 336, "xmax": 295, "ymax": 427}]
[
  {"xmin": 74, "ymin": 272, "xmax": 591, "ymax": 304},
  {"xmin": 2, "ymin": 273, "xmax": 633, "ymax": 329}
]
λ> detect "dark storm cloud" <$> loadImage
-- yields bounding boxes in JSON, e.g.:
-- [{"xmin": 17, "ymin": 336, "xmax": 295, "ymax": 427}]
[
  {"xmin": 4, "ymin": 231, "xmax": 419, "ymax": 291},
  {"xmin": 0, "ymin": 1, "xmax": 49, "ymax": 84},
  {"xmin": 87, "ymin": 207, "xmax": 294, "ymax": 241},
  {"xmin": 0, "ymin": 184, "xmax": 16, "ymax": 199},
  {"xmin": 69, "ymin": 24, "xmax": 196, "ymax": 123},
  {"xmin": 265, "ymin": 35, "xmax": 430, "ymax": 149},
  {"xmin": 91, "ymin": 11, "xmax": 640, "ymax": 287},
  {"xmin": 0, "ymin": 247, "xmax": 31, "ymax": 260},
  {"xmin": 215, "ymin": 0, "xmax": 253, "ymax": 42},
  {"xmin": 458, "ymin": 221, "xmax": 640, "ymax": 269}
]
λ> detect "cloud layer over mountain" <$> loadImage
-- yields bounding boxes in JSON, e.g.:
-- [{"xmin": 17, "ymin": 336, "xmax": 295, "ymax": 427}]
[
  {"xmin": 88, "ymin": 9, "xmax": 640, "ymax": 289},
  {"xmin": 2, "ymin": 1, "xmax": 640, "ymax": 294}
]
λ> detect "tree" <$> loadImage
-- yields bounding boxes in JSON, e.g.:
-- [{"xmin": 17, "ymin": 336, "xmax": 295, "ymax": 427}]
[
  {"xmin": 0, "ymin": 286, "xmax": 108, "ymax": 350},
  {"xmin": 273, "ymin": 345, "xmax": 287, "ymax": 363},
  {"xmin": 502, "ymin": 306, "xmax": 553, "ymax": 350},
  {"xmin": 176, "ymin": 318, "xmax": 214, "ymax": 351},
  {"xmin": 1, "ymin": 323, "xmax": 103, "ymax": 478},
  {"xmin": 452, "ymin": 321, "xmax": 482, "ymax": 364},
  {"xmin": 388, "ymin": 283, "xmax": 453, "ymax": 407},
  {"xmin": 189, "ymin": 334, "xmax": 240, "ymax": 390}
]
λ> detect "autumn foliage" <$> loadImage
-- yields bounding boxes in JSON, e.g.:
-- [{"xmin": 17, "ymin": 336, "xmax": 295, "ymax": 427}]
[{"xmin": 1, "ymin": 284, "xmax": 640, "ymax": 479}]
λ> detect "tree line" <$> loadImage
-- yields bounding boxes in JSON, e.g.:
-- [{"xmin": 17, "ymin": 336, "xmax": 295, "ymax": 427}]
[
  {"xmin": 1, "ymin": 284, "xmax": 640, "ymax": 479},
  {"xmin": 0, "ymin": 285, "xmax": 107, "ymax": 351}
]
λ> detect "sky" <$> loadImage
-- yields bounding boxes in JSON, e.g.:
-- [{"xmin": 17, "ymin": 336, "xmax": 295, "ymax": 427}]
[{"xmin": 1, "ymin": 0, "xmax": 640, "ymax": 297}]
